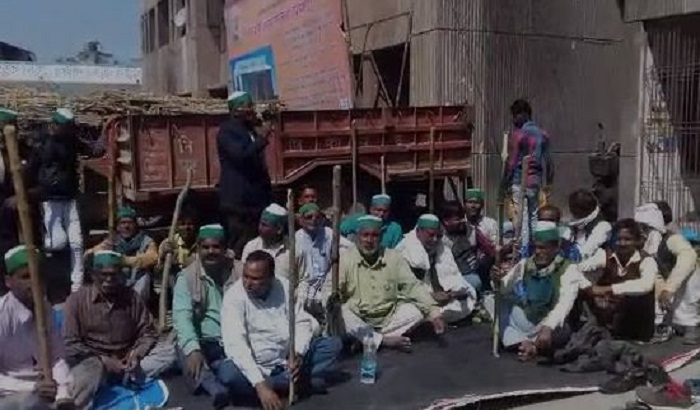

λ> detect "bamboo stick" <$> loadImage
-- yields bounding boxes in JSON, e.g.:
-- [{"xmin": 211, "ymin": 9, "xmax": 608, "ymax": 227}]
[
  {"xmin": 428, "ymin": 127, "xmax": 436, "ymax": 213},
  {"xmin": 351, "ymin": 124, "xmax": 358, "ymax": 207},
  {"xmin": 158, "ymin": 168, "xmax": 193, "ymax": 333},
  {"xmin": 286, "ymin": 189, "xmax": 297, "ymax": 406},
  {"xmin": 3, "ymin": 124, "xmax": 53, "ymax": 379}
]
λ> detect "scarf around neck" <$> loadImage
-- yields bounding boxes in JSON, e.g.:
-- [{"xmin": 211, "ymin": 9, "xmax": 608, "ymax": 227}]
[{"xmin": 114, "ymin": 230, "xmax": 148, "ymax": 256}]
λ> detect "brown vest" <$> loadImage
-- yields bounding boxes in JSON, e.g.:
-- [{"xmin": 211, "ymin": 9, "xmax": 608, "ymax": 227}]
[{"xmin": 587, "ymin": 251, "xmax": 654, "ymax": 341}]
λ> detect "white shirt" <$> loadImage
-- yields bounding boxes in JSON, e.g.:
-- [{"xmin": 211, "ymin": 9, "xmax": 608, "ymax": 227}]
[
  {"xmin": 500, "ymin": 259, "xmax": 587, "ymax": 330},
  {"xmin": 241, "ymin": 237, "xmax": 291, "ymax": 278},
  {"xmin": 0, "ymin": 293, "xmax": 72, "ymax": 400},
  {"xmin": 578, "ymin": 249, "xmax": 657, "ymax": 296},
  {"xmin": 471, "ymin": 216, "xmax": 499, "ymax": 246},
  {"xmin": 566, "ymin": 220, "xmax": 612, "ymax": 260},
  {"xmin": 295, "ymin": 228, "xmax": 353, "ymax": 302},
  {"xmin": 396, "ymin": 230, "xmax": 475, "ymax": 296},
  {"xmin": 221, "ymin": 277, "xmax": 317, "ymax": 386}
]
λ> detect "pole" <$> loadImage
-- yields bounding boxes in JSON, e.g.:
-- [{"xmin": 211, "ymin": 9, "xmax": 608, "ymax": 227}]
[
  {"xmin": 4, "ymin": 125, "xmax": 53, "ymax": 379},
  {"xmin": 340, "ymin": 0, "xmax": 356, "ymax": 107},
  {"xmin": 514, "ymin": 155, "xmax": 531, "ymax": 261},
  {"xmin": 428, "ymin": 127, "xmax": 436, "ymax": 213},
  {"xmin": 158, "ymin": 168, "xmax": 193, "ymax": 333},
  {"xmin": 286, "ymin": 188, "xmax": 297, "ymax": 406},
  {"xmin": 380, "ymin": 155, "xmax": 386, "ymax": 194},
  {"xmin": 327, "ymin": 165, "xmax": 345, "ymax": 336},
  {"xmin": 351, "ymin": 124, "xmax": 358, "ymax": 207},
  {"xmin": 492, "ymin": 132, "xmax": 510, "ymax": 358}
]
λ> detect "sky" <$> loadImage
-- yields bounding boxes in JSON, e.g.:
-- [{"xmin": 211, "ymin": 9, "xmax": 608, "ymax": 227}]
[{"xmin": 0, "ymin": 0, "xmax": 139, "ymax": 64}]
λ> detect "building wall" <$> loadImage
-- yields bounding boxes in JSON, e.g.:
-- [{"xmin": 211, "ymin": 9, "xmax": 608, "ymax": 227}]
[
  {"xmin": 141, "ymin": 0, "xmax": 228, "ymax": 96},
  {"xmin": 348, "ymin": 0, "xmax": 644, "ymax": 218}
]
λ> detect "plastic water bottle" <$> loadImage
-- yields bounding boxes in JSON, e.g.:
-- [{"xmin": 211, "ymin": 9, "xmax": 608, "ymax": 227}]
[{"xmin": 360, "ymin": 335, "xmax": 377, "ymax": 384}]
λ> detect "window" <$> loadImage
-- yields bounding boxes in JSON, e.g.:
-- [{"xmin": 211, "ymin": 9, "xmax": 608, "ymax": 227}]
[
  {"xmin": 140, "ymin": 15, "xmax": 147, "ymax": 54},
  {"xmin": 157, "ymin": 0, "xmax": 170, "ymax": 48},
  {"xmin": 148, "ymin": 9, "xmax": 156, "ymax": 53}
]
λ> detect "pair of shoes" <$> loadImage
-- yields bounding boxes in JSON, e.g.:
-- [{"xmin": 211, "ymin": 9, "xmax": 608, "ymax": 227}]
[
  {"xmin": 651, "ymin": 326, "xmax": 673, "ymax": 344},
  {"xmin": 636, "ymin": 381, "xmax": 693, "ymax": 409},
  {"xmin": 682, "ymin": 326, "xmax": 700, "ymax": 345},
  {"xmin": 600, "ymin": 370, "xmax": 648, "ymax": 394}
]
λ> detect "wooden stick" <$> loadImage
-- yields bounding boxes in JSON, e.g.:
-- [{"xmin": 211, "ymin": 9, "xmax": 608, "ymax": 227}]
[
  {"xmin": 158, "ymin": 168, "xmax": 193, "ymax": 333},
  {"xmin": 351, "ymin": 124, "xmax": 358, "ymax": 207},
  {"xmin": 286, "ymin": 188, "xmax": 297, "ymax": 406},
  {"xmin": 331, "ymin": 166, "xmax": 341, "ymax": 294},
  {"xmin": 492, "ymin": 132, "xmax": 510, "ymax": 358},
  {"xmin": 3, "ymin": 124, "xmax": 53, "ymax": 379},
  {"xmin": 107, "ymin": 130, "xmax": 116, "ymax": 234},
  {"xmin": 514, "ymin": 155, "xmax": 531, "ymax": 260},
  {"xmin": 380, "ymin": 155, "xmax": 386, "ymax": 194},
  {"xmin": 428, "ymin": 127, "xmax": 436, "ymax": 213}
]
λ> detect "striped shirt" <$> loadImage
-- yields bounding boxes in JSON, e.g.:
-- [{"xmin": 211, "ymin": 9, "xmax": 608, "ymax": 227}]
[{"xmin": 507, "ymin": 121, "xmax": 551, "ymax": 188}]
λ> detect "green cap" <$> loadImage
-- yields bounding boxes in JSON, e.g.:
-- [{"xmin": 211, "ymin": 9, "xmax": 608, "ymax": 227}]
[
  {"xmin": 466, "ymin": 188, "xmax": 484, "ymax": 201},
  {"xmin": 533, "ymin": 221, "xmax": 560, "ymax": 242},
  {"xmin": 0, "ymin": 108, "xmax": 18, "ymax": 123},
  {"xmin": 371, "ymin": 194, "xmax": 391, "ymax": 207},
  {"xmin": 93, "ymin": 250, "xmax": 123, "ymax": 269},
  {"xmin": 4, "ymin": 245, "xmax": 28, "ymax": 274},
  {"xmin": 227, "ymin": 91, "xmax": 253, "ymax": 109},
  {"xmin": 298, "ymin": 202, "xmax": 320, "ymax": 215},
  {"xmin": 356, "ymin": 215, "xmax": 382, "ymax": 230},
  {"xmin": 116, "ymin": 205, "xmax": 137, "ymax": 220},
  {"xmin": 417, "ymin": 214, "xmax": 440, "ymax": 229},
  {"xmin": 198, "ymin": 224, "xmax": 225, "ymax": 240},
  {"xmin": 52, "ymin": 108, "xmax": 74, "ymax": 124},
  {"xmin": 261, "ymin": 203, "xmax": 288, "ymax": 226}
]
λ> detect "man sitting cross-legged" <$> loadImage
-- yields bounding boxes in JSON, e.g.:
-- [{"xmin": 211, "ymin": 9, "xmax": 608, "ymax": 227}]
[
  {"xmin": 336, "ymin": 215, "xmax": 445, "ymax": 352},
  {"xmin": 492, "ymin": 221, "xmax": 586, "ymax": 361},
  {"xmin": 396, "ymin": 214, "xmax": 476, "ymax": 323},
  {"xmin": 221, "ymin": 251, "xmax": 342, "ymax": 410},
  {"xmin": 0, "ymin": 245, "xmax": 74, "ymax": 410},
  {"xmin": 63, "ymin": 250, "xmax": 175, "ymax": 410},
  {"xmin": 173, "ymin": 224, "xmax": 238, "ymax": 409}
]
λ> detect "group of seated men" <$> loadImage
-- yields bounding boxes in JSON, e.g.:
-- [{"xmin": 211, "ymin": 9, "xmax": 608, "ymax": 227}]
[{"xmin": 2, "ymin": 185, "xmax": 700, "ymax": 410}]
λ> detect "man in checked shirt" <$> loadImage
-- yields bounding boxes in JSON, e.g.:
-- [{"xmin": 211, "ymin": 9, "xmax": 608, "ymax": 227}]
[{"xmin": 505, "ymin": 99, "xmax": 554, "ymax": 256}]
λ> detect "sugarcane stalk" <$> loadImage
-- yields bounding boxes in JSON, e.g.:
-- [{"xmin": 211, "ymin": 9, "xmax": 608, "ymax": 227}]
[
  {"xmin": 158, "ymin": 167, "xmax": 193, "ymax": 333},
  {"xmin": 286, "ymin": 189, "xmax": 297, "ymax": 406},
  {"xmin": 4, "ymin": 124, "xmax": 53, "ymax": 379}
]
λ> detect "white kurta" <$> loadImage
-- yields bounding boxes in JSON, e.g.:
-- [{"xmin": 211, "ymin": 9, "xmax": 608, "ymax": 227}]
[
  {"xmin": 563, "ymin": 220, "xmax": 612, "ymax": 261},
  {"xmin": 474, "ymin": 216, "xmax": 499, "ymax": 246},
  {"xmin": 0, "ymin": 293, "xmax": 73, "ymax": 400},
  {"xmin": 241, "ymin": 237, "xmax": 291, "ymax": 278},
  {"xmin": 396, "ymin": 230, "xmax": 476, "ymax": 322},
  {"xmin": 221, "ymin": 277, "xmax": 318, "ymax": 386},
  {"xmin": 295, "ymin": 228, "xmax": 353, "ymax": 304},
  {"xmin": 500, "ymin": 259, "xmax": 587, "ymax": 330}
]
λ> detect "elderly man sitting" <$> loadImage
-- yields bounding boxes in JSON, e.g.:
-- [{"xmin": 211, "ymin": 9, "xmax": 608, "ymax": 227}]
[
  {"xmin": 338, "ymin": 215, "xmax": 445, "ymax": 352},
  {"xmin": 87, "ymin": 206, "xmax": 159, "ymax": 302},
  {"xmin": 241, "ymin": 204, "xmax": 291, "ymax": 278},
  {"xmin": 493, "ymin": 222, "xmax": 585, "ymax": 361},
  {"xmin": 0, "ymin": 246, "xmax": 74, "ymax": 410},
  {"xmin": 396, "ymin": 214, "xmax": 476, "ymax": 323},
  {"xmin": 63, "ymin": 250, "xmax": 175, "ymax": 410},
  {"xmin": 295, "ymin": 202, "xmax": 352, "ymax": 306},
  {"xmin": 221, "ymin": 251, "xmax": 342, "ymax": 409}
]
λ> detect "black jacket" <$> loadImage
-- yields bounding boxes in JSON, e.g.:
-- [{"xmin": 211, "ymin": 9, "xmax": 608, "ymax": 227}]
[
  {"xmin": 28, "ymin": 130, "xmax": 105, "ymax": 201},
  {"xmin": 217, "ymin": 118, "xmax": 272, "ymax": 210}
]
